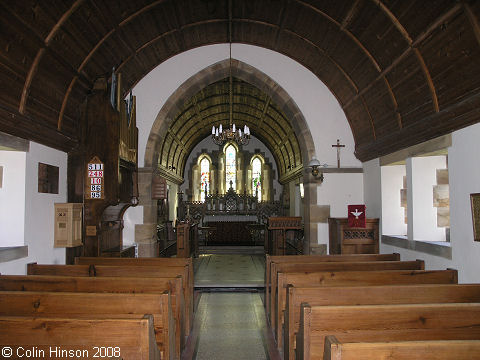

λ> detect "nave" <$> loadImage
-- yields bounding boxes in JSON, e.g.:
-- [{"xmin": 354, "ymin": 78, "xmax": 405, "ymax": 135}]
[{"xmin": 2, "ymin": 250, "xmax": 480, "ymax": 359}]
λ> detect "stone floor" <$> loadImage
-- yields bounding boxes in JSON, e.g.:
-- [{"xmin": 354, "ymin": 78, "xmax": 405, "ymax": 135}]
[
  {"xmin": 183, "ymin": 252, "xmax": 280, "ymax": 360},
  {"xmin": 194, "ymin": 253, "xmax": 265, "ymax": 288},
  {"xmin": 193, "ymin": 292, "xmax": 268, "ymax": 360}
]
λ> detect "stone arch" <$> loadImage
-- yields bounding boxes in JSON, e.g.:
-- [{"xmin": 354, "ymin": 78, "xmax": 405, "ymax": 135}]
[
  {"xmin": 144, "ymin": 59, "xmax": 315, "ymax": 170},
  {"xmin": 141, "ymin": 59, "xmax": 318, "ymax": 253}
]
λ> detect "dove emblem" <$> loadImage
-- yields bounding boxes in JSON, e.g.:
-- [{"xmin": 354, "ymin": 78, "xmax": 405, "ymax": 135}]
[{"xmin": 351, "ymin": 209, "xmax": 363, "ymax": 219}]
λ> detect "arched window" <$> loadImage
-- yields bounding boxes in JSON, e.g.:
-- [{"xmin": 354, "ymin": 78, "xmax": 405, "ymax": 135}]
[
  {"xmin": 225, "ymin": 144, "xmax": 236, "ymax": 191},
  {"xmin": 200, "ymin": 157, "xmax": 210, "ymax": 202},
  {"xmin": 252, "ymin": 157, "xmax": 262, "ymax": 201}
]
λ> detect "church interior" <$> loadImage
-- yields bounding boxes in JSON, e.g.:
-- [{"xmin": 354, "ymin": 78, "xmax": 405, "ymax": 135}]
[{"xmin": 1, "ymin": 1, "xmax": 480, "ymax": 359}]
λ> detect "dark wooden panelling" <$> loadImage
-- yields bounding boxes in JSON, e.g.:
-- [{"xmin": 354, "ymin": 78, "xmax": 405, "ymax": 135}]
[{"xmin": 0, "ymin": 0, "xmax": 477, "ymax": 163}]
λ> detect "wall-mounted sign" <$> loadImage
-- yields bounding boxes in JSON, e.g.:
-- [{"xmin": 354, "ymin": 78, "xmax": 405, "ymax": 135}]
[
  {"xmin": 152, "ymin": 173, "xmax": 167, "ymax": 200},
  {"xmin": 85, "ymin": 156, "xmax": 105, "ymax": 200},
  {"xmin": 86, "ymin": 225, "xmax": 97, "ymax": 236}
]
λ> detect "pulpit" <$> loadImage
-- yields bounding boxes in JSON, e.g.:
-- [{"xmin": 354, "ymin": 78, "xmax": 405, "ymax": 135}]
[{"xmin": 328, "ymin": 217, "xmax": 379, "ymax": 254}]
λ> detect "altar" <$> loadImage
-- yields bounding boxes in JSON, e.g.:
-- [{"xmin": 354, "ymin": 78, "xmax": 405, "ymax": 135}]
[{"xmin": 177, "ymin": 188, "xmax": 284, "ymax": 246}]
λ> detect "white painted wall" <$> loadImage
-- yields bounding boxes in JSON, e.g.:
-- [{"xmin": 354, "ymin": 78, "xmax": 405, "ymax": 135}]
[
  {"xmin": 407, "ymin": 156, "xmax": 446, "ymax": 242},
  {"xmin": 123, "ymin": 205, "xmax": 143, "ymax": 246},
  {"xmin": 133, "ymin": 44, "xmax": 360, "ymax": 169},
  {"xmin": 0, "ymin": 151, "xmax": 26, "ymax": 247},
  {"xmin": 364, "ymin": 123, "xmax": 480, "ymax": 283},
  {"xmin": 317, "ymin": 173, "xmax": 364, "ymax": 251},
  {"xmin": 381, "ymin": 164, "xmax": 407, "ymax": 236},
  {"xmin": 0, "ymin": 142, "xmax": 67, "ymax": 275},
  {"xmin": 363, "ymin": 159, "xmax": 382, "ymax": 220}
]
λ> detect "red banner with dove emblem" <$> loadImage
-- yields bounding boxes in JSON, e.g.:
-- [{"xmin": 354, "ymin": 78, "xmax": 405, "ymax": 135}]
[{"xmin": 348, "ymin": 205, "xmax": 366, "ymax": 228}]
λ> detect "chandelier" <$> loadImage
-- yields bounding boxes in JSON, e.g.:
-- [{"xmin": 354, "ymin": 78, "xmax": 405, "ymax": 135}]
[{"xmin": 211, "ymin": 0, "xmax": 250, "ymax": 146}]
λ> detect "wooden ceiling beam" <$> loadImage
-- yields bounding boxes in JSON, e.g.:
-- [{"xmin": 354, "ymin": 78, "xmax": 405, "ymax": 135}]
[
  {"xmin": 273, "ymin": 0, "xmax": 288, "ymax": 51},
  {"xmin": 464, "ymin": 3, "xmax": 480, "ymax": 47},
  {"xmin": 282, "ymin": 29, "xmax": 359, "ymax": 95},
  {"xmin": 343, "ymin": 4, "xmax": 463, "ymax": 110},
  {"xmin": 296, "ymin": 0, "xmax": 381, "ymax": 71},
  {"xmin": 0, "ymin": 1, "xmax": 91, "ymax": 118},
  {"xmin": 372, "ymin": 0, "xmax": 438, "ymax": 114},
  {"xmin": 341, "ymin": 0, "xmax": 363, "ymax": 30}
]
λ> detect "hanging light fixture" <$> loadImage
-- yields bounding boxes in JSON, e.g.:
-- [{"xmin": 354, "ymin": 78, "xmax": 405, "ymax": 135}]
[{"xmin": 211, "ymin": 0, "xmax": 250, "ymax": 146}]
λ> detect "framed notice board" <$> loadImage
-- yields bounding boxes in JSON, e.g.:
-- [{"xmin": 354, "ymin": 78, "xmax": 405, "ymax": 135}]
[{"xmin": 85, "ymin": 156, "xmax": 105, "ymax": 200}]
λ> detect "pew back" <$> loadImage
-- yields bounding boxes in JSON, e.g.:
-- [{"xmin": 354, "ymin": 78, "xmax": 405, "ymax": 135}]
[
  {"xmin": 0, "ymin": 315, "xmax": 161, "ymax": 360},
  {"xmin": 0, "ymin": 274, "xmax": 185, "ymax": 358},
  {"xmin": 297, "ymin": 302, "xmax": 480, "ymax": 360},
  {"xmin": 27, "ymin": 263, "xmax": 193, "ymax": 334},
  {"xmin": 323, "ymin": 336, "xmax": 480, "ymax": 360},
  {"xmin": 265, "ymin": 253, "xmax": 400, "ymax": 314},
  {"xmin": 0, "ymin": 291, "xmax": 174, "ymax": 360},
  {"xmin": 269, "ymin": 260, "xmax": 425, "ymax": 331},
  {"xmin": 285, "ymin": 283, "xmax": 480, "ymax": 360}
]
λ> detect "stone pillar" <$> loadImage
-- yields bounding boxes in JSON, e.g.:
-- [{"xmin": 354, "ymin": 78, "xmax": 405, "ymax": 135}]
[
  {"xmin": 135, "ymin": 167, "xmax": 158, "ymax": 257},
  {"xmin": 303, "ymin": 173, "xmax": 328, "ymax": 255}
]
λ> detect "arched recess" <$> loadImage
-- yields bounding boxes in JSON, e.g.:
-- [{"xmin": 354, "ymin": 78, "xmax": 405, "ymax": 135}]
[{"xmin": 139, "ymin": 59, "xmax": 318, "ymax": 254}]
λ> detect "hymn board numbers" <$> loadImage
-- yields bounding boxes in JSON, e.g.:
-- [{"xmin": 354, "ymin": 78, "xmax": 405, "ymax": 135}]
[{"xmin": 85, "ymin": 156, "xmax": 105, "ymax": 200}]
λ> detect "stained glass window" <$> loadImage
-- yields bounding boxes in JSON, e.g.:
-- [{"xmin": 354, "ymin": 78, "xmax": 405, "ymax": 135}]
[
  {"xmin": 225, "ymin": 144, "xmax": 236, "ymax": 191},
  {"xmin": 200, "ymin": 157, "xmax": 210, "ymax": 202},
  {"xmin": 252, "ymin": 157, "xmax": 262, "ymax": 201}
]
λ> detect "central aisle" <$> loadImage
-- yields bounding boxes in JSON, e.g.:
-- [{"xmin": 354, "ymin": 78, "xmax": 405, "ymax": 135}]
[
  {"xmin": 182, "ymin": 253, "xmax": 280, "ymax": 360},
  {"xmin": 194, "ymin": 292, "xmax": 268, "ymax": 360},
  {"xmin": 195, "ymin": 254, "xmax": 264, "ymax": 288}
]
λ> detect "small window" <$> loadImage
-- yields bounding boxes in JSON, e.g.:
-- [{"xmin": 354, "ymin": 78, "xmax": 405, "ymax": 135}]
[
  {"xmin": 200, "ymin": 157, "xmax": 210, "ymax": 202},
  {"xmin": 38, "ymin": 162, "xmax": 59, "ymax": 194},
  {"xmin": 225, "ymin": 144, "xmax": 236, "ymax": 191},
  {"xmin": 252, "ymin": 157, "xmax": 262, "ymax": 201}
]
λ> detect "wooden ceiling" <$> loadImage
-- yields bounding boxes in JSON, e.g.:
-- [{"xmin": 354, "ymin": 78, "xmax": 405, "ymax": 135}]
[
  {"xmin": 0, "ymin": 0, "xmax": 479, "ymax": 162},
  {"xmin": 159, "ymin": 77, "xmax": 302, "ymax": 179}
]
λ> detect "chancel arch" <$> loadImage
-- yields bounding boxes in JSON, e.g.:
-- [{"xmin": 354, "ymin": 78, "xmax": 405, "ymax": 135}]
[{"xmin": 138, "ymin": 58, "xmax": 318, "ymax": 254}]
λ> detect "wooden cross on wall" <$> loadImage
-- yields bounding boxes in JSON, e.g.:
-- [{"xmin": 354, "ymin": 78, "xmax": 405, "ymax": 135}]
[{"xmin": 332, "ymin": 139, "xmax": 345, "ymax": 168}]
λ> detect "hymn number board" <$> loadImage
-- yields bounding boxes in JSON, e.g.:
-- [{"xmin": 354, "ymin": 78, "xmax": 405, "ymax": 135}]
[{"xmin": 85, "ymin": 156, "xmax": 105, "ymax": 200}]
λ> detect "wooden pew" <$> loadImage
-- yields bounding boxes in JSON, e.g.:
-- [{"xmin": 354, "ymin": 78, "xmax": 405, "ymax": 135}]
[
  {"xmin": 27, "ymin": 262, "xmax": 194, "ymax": 335},
  {"xmin": 265, "ymin": 253, "xmax": 400, "ymax": 315},
  {"xmin": 297, "ymin": 302, "xmax": 480, "ymax": 360},
  {"xmin": 269, "ymin": 259, "xmax": 424, "ymax": 332},
  {"xmin": 274, "ymin": 268, "xmax": 456, "ymax": 351},
  {"xmin": 0, "ymin": 274, "xmax": 185, "ymax": 359},
  {"xmin": 0, "ymin": 315, "xmax": 160, "ymax": 360},
  {"xmin": 0, "ymin": 291, "xmax": 175, "ymax": 360},
  {"xmin": 323, "ymin": 336, "xmax": 480, "ymax": 360},
  {"xmin": 73, "ymin": 257, "xmax": 194, "ymax": 333},
  {"xmin": 285, "ymin": 283, "xmax": 480, "ymax": 360}
]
